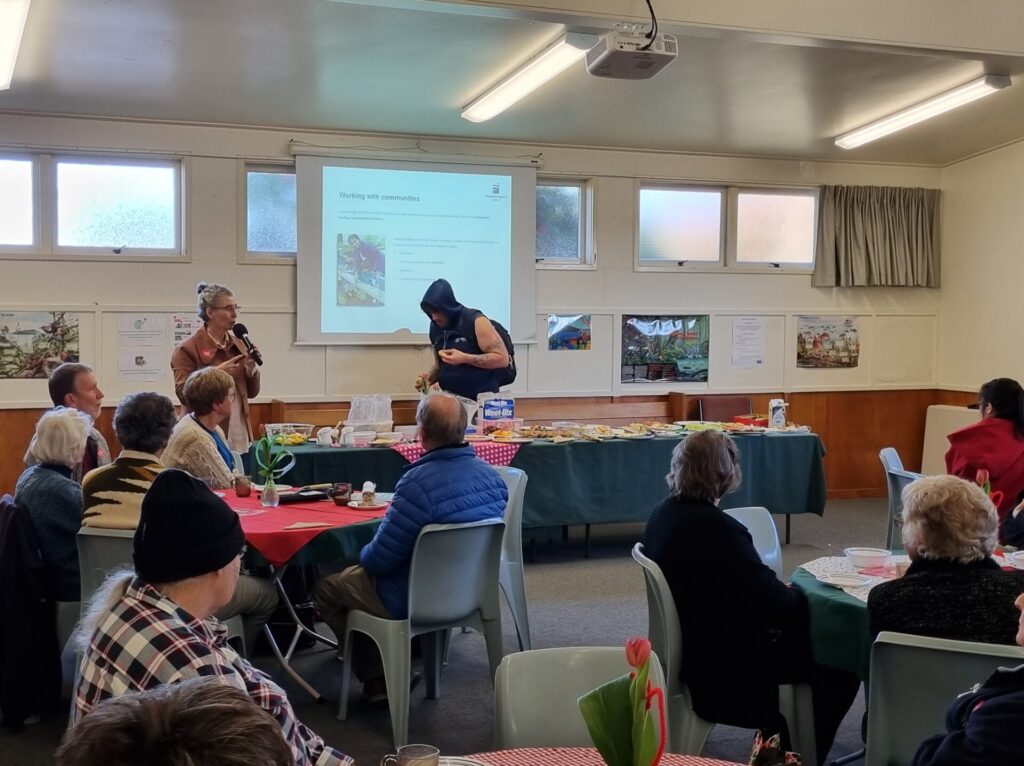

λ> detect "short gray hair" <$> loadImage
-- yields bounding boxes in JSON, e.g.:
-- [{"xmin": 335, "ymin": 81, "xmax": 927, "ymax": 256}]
[
  {"xmin": 28, "ymin": 406, "xmax": 93, "ymax": 467},
  {"xmin": 416, "ymin": 393, "xmax": 467, "ymax": 447},
  {"xmin": 902, "ymin": 475, "xmax": 997, "ymax": 563},
  {"xmin": 665, "ymin": 430, "xmax": 742, "ymax": 502},
  {"xmin": 196, "ymin": 282, "xmax": 233, "ymax": 323}
]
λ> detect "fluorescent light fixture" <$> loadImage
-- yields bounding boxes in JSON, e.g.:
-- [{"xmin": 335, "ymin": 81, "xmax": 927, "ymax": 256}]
[
  {"xmin": 462, "ymin": 32, "xmax": 595, "ymax": 123},
  {"xmin": 0, "ymin": 0, "xmax": 31, "ymax": 90},
  {"xmin": 836, "ymin": 74, "xmax": 1011, "ymax": 149}
]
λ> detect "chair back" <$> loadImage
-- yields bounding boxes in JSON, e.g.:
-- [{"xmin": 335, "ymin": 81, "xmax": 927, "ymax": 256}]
[
  {"xmin": 494, "ymin": 466, "xmax": 527, "ymax": 564},
  {"xmin": 494, "ymin": 646, "xmax": 667, "ymax": 748},
  {"xmin": 878, "ymin": 447, "xmax": 904, "ymax": 473},
  {"xmin": 77, "ymin": 527, "xmax": 135, "ymax": 605},
  {"xmin": 631, "ymin": 543, "xmax": 682, "ymax": 695},
  {"xmin": 407, "ymin": 519, "xmax": 505, "ymax": 629},
  {"xmin": 696, "ymin": 396, "xmax": 753, "ymax": 423},
  {"xmin": 722, "ymin": 507, "xmax": 783, "ymax": 578},
  {"xmin": 866, "ymin": 631, "xmax": 1024, "ymax": 766}
]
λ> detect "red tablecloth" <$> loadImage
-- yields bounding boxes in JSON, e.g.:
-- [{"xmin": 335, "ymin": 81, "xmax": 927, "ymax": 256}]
[
  {"xmin": 391, "ymin": 440, "xmax": 521, "ymax": 466},
  {"xmin": 468, "ymin": 748, "xmax": 744, "ymax": 766},
  {"xmin": 229, "ymin": 493, "xmax": 388, "ymax": 567}
]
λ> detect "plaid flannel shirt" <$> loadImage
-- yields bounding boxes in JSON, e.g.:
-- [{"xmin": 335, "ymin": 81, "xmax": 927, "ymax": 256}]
[{"xmin": 74, "ymin": 577, "xmax": 351, "ymax": 766}]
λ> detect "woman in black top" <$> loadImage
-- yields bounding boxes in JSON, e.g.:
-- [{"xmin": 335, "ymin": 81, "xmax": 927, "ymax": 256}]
[{"xmin": 642, "ymin": 430, "xmax": 859, "ymax": 765}]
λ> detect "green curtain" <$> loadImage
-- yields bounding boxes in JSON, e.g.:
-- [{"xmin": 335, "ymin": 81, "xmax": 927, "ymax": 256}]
[{"xmin": 812, "ymin": 185, "xmax": 940, "ymax": 287}]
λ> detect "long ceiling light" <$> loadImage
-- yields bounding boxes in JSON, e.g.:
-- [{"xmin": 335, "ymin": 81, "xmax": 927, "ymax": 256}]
[
  {"xmin": 835, "ymin": 74, "xmax": 1011, "ymax": 149},
  {"xmin": 462, "ymin": 33, "xmax": 595, "ymax": 123},
  {"xmin": 0, "ymin": 0, "xmax": 31, "ymax": 90}
]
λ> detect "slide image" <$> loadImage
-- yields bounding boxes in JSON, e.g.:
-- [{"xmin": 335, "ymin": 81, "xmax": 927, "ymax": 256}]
[{"xmin": 336, "ymin": 233, "xmax": 386, "ymax": 307}]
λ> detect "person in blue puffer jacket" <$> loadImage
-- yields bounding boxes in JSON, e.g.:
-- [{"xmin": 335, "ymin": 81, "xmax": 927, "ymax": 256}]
[{"xmin": 313, "ymin": 392, "xmax": 508, "ymax": 704}]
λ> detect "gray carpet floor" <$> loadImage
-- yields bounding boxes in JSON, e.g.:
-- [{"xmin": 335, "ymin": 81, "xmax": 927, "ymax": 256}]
[{"xmin": 2, "ymin": 498, "xmax": 889, "ymax": 765}]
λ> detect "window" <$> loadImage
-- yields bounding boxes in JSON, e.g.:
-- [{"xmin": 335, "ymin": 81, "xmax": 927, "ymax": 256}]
[
  {"xmin": 535, "ymin": 180, "xmax": 592, "ymax": 268},
  {"xmin": 0, "ymin": 157, "xmax": 35, "ymax": 247},
  {"xmin": 244, "ymin": 165, "xmax": 297, "ymax": 259},
  {"xmin": 637, "ymin": 186, "xmax": 724, "ymax": 268},
  {"xmin": 735, "ymin": 188, "xmax": 817, "ymax": 268},
  {"xmin": 55, "ymin": 158, "xmax": 181, "ymax": 255}
]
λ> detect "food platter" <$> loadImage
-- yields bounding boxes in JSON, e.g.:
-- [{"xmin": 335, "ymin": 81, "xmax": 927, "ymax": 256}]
[
  {"xmin": 348, "ymin": 500, "xmax": 389, "ymax": 511},
  {"xmin": 492, "ymin": 437, "xmax": 534, "ymax": 444},
  {"xmin": 816, "ymin": 572, "xmax": 871, "ymax": 588}
]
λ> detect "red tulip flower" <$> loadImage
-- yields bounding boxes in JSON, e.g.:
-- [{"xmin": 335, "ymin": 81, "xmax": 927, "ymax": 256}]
[{"xmin": 626, "ymin": 637, "xmax": 652, "ymax": 669}]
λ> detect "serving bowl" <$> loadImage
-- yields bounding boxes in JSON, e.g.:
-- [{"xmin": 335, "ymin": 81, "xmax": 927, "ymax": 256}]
[
  {"xmin": 844, "ymin": 547, "xmax": 890, "ymax": 569},
  {"xmin": 263, "ymin": 423, "xmax": 315, "ymax": 445}
]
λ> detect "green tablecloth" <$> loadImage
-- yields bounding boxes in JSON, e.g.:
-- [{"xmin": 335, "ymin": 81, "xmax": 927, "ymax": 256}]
[
  {"xmin": 790, "ymin": 568, "xmax": 870, "ymax": 679},
  {"xmin": 253, "ymin": 433, "xmax": 827, "ymax": 529}
]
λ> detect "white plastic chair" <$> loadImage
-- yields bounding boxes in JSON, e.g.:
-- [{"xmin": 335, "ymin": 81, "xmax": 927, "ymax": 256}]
[
  {"xmin": 632, "ymin": 543, "xmax": 816, "ymax": 764},
  {"xmin": 76, "ymin": 527, "xmax": 245, "ymax": 654},
  {"xmin": 494, "ymin": 646, "xmax": 668, "ymax": 748},
  {"xmin": 865, "ymin": 631, "xmax": 1024, "ymax": 766},
  {"xmin": 879, "ymin": 449, "xmax": 922, "ymax": 550},
  {"xmin": 337, "ymin": 518, "xmax": 506, "ymax": 747},
  {"xmin": 494, "ymin": 466, "xmax": 532, "ymax": 651},
  {"xmin": 722, "ymin": 506, "xmax": 783, "ymax": 578}
]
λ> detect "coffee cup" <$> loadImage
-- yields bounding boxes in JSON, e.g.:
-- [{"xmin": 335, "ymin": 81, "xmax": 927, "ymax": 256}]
[
  {"xmin": 380, "ymin": 744, "xmax": 439, "ymax": 766},
  {"xmin": 233, "ymin": 476, "xmax": 252, "ymax": 498},
  {"xmin": 331, "ymin": 482, "xmax": 352, "ymax": 505},
  {"xmin": 316, "ymin": 428, "xmax": 334, "ymax": 446}
]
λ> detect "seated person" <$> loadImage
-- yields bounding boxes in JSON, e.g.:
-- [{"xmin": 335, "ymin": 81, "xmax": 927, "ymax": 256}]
[
  {"xmin": 869, "ymin": 474, "xmax": 1024, "ymax": 644},
  {"xmin": 56, "ymin": 677, "xmax": 293, "ymax": 766},
  {"xmin": 24, "ymin": 362, "xmax": 111, "ymax": 482},
  {"xmin": 73, "ymin": 469, "xmax": 351, "ymax": 766},
  {"xmin": 911, "ymin": 592, "xmax": 1024, "ymax": 766},
  {"xmin": 82, "ymin": 392, "xmax": 178, "ymax": 529},
  {"xmin": 15, "ymin": 406, "xmax": 92, "ymax": 601},
  {"xmin": 82, "ymin": 392, "xmax": 276, "ymax": 653},
  {"xmin": 946, "ymin": 377, "xmax": 1024, "ymax": 526},
  {"xmin": 641, "ymin": 430, "xmax": 860, "ymax": 766},
  {"xmin": 1002, "ymin": 492, "xmax": 1024, "ymax": 548},
  {"xmin": 312, "ymin": 392, "xmax": 508, "ymax": 703},
  {"xmin": 162, "ymin": 367, "xmax": 240, "ymax": 489}
]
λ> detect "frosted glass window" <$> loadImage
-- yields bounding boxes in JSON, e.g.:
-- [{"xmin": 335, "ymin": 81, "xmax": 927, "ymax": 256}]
[
  {"xmin": 247, "ymin": 168, "xmax": 297, "ymax": 254},
  {"xmin": 638, "ymin": 187, "xmax": 723, "ymax": 264},
  {"xmin": 536, "ymin": 183, "xmax": 583, "ymax": 263},
  {"xmin": 0, "ymin": 158, "xmax": 34, "ymax": 246},
  {"xmin": 56, "ymin": 160, "xmax": 178, "ymax": 251},
  {"xmin": 736, "ymin": 190, "xmax": 816, "ymax": 265}
]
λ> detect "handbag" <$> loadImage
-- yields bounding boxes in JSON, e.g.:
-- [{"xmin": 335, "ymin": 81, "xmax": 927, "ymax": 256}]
[{"xmin": 749, "ymin": 730, "xmax": 802, "ymax": 766}]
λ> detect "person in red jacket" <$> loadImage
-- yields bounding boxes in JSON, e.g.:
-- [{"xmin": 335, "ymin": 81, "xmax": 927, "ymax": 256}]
[{"xmin": 945, "ymin": 378, "xmax": 1024, "ymax": 527}]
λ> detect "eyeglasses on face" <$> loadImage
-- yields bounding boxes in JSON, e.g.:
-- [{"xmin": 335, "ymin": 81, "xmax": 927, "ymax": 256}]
[{"xmin": 213, "ymin": 304, "xmax": 242, "ymax": 313}]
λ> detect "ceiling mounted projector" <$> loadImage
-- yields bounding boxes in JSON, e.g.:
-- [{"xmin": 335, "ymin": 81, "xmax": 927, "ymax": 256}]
[{"xmin": 585, "ymin": 30, "xmax": 678, "ymax": 80}]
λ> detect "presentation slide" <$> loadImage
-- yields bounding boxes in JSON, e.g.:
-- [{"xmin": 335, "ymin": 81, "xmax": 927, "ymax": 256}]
[{"xmin": 321, "ymin": 166, "xmax": 511, "ymax": 334}]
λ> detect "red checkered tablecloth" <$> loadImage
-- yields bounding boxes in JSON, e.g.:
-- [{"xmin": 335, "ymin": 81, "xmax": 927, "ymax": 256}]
[
  {"xmin": 391, "ymin": 440, "xmax": 521, "ymax": 466},
  {"xmin": 467, "ymin": 748, "xmax": 744, "ymax": 766}
]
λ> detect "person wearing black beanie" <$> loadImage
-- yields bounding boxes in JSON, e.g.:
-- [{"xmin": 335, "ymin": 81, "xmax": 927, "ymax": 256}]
[{"xmin": 73, "ymin": 468, "xmax": 351, "ymax": 766}]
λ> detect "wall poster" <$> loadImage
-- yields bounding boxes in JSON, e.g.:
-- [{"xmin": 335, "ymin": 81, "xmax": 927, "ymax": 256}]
[
  {"xmin": 547, "ymin": 314, "xmax": 592, "ymax": 351},
  {"xmin": 0, "ymin": 311, "xmax": 80, "ymax": 379},
  {"xmin": 797, "ymin": 315, "xmax": 861, "ymax": 368},
  {"xmin": 621, "ymin": 315, "xmax": 709, "ymax": 383}
]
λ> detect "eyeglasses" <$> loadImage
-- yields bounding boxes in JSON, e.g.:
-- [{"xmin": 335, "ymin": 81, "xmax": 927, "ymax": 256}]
[
  {"xmin": 228, "ymin": 391, "xmax": 238, "ymax": 401},
  {"xmin": 213, "ymin": 304, "xmax": 241, "ymax": 313}
]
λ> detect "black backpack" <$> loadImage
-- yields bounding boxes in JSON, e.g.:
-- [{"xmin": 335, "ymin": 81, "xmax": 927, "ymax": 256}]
[{"xmin": 461, "ymin": 311, "xmax": 517, "ymax": 387}]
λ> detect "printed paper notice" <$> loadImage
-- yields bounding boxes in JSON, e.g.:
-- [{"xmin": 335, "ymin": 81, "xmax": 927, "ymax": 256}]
[
  {"xmin": 732, "ymin": 316, "xmax": 765, "ymax": 368},
  {"xmin": 118, "ymin": 314, "xmax": 166, "ymax": 346},
  {"xmin": 118, "ymin": 349, "xmax": 163, "ymax": 381},
  {"xmin": 171, "ymin": 313, "xmax": 202, "ymax": 345}
]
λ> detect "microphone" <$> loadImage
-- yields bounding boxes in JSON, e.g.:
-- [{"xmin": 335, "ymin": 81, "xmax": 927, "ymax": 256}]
[{"xmin": 230, "ymin": 323, "xmax": 263, "ymax": 367}]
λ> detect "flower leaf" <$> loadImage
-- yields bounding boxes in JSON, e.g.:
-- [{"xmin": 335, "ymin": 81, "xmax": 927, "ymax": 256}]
[{"xmin": 579, "ymin": 673, "xmax": 634, "ymax": 766}]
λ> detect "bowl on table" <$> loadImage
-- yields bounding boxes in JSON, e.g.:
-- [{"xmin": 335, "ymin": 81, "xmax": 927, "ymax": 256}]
[
  {"xmin": 263, "ymin": 423, "xmax": 315, "ymax": 446},
  {"xmin": 844, "ymin": 547, "xmax": 890, "ymax": 569}
]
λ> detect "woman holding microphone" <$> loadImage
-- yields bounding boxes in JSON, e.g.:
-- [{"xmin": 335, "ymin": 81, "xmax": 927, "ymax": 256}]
[{"xmin": 170, "ymin": 282, "xmax": 260, "ymax": 455}]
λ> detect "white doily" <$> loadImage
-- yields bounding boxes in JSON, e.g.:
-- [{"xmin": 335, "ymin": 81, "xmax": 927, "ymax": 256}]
[{"xmin": 796, "ymin": 555, "xmax": 910, "ymax": 603}]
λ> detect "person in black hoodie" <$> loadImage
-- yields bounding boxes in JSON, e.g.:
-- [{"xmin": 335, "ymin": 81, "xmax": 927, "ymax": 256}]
[
  {"xmin": 642, "ymin": 430, "xmax": 860, "ymax": 765},
  {"xmin": 419, "ymin": 278, "xmax": 509, "ymax": 401},
  {"xmin": 911, "ymin": 592, "xmax": 1024, "ymax": 766}
]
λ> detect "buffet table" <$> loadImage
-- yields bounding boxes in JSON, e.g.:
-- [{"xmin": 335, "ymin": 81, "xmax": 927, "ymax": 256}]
[{"xmin": 251, "ymin": 433, "xmax": 826, "ymax": 540}]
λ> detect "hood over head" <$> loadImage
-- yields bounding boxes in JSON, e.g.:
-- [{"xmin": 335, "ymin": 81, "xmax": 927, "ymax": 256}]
[{"xmin": 420, "ymin": 279, "xmax": 464, "ymax": 326}]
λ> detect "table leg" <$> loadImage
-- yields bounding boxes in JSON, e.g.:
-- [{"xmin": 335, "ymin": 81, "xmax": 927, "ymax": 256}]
[
  {"xmin": 260, "ymin": 564, "xmax": 339, "ymax": 702},
  {"xmin": 786, "ymin": 514, "xmax": 791, "ymax": 544},
  {"xmin": 584, "ymin": 524, "xmax": 591, "ymax": 558}
]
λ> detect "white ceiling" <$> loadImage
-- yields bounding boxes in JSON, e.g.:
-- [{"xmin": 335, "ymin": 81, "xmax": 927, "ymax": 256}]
[{"xmin": 3, "ymin": 0, "xmax": 1024, "ymax": 165}]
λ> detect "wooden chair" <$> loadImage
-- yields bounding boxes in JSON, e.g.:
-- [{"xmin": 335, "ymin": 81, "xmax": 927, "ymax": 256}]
[{"xmin": 695, "ymin": 396, "xmax": 753, "ymax": 423}]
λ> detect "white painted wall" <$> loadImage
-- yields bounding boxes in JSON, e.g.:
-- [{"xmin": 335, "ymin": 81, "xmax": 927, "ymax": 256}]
[
  {"xmin": 939, "ymin": 139, "xmax": 1024, "ymax": 391},
  {"xmin": 0, "ymin": 114, "xmax": 941, "ymax": 406}
]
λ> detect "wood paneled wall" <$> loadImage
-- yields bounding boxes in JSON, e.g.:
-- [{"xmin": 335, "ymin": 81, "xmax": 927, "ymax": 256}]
[{"xmin": 0, "ymin": 390, "xmax": 976, "ymax": 501}]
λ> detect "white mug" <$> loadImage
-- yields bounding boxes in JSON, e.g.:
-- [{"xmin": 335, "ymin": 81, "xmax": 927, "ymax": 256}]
[
  {"xmin": 316, "ymin": 429, "xmax": 334, "ymax": 446},
  {"xmin": 381, "ymin": 744, "xmax": 439, "ymax": 766}
]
